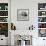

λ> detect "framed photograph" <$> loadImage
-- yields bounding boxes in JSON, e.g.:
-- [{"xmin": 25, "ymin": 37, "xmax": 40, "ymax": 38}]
[
  {"xmin": 17, "ymin": 9, "xmax": 29, "ymax": 21},
  {"xmin": 0, "ymin": 23, "xmax": 8, "ymax": 37},
  {"xmin": 38, "ymin": 29, "xmax": 46, "ymax": 37}
]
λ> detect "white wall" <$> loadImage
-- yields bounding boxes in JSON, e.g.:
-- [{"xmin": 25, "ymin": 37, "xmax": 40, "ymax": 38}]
[
  {"xmin": 11, "ymin": 0, "xmax": 38, "ymax": 30},
  {"xmin": 11, "ymin": 0, "xmax": 46, "ymax": 29},
  {"xmin": 11, "ymin": 0, "xmax": 46, "ymax": 46}
]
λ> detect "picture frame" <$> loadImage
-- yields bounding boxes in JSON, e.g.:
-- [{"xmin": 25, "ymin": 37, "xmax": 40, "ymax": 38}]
[
  {"xmin": 38, "ymin": 29, "xmax": 46, "ymax": 37},
  {"xmin": 17, "ymin": 9, "xmax": 29, "ymax": 21}
]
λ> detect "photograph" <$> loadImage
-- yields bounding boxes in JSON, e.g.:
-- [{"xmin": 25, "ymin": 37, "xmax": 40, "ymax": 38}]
[
  {"xmin": 38, "ymin": 11, "xmax": 46, "ymax": 16},
  {"xmin": 17, "ymin": 9, "xmax": 29, "ymax": 21},
  {"xmin": 38, "ymin": 29, "xmax": 46, "ymax": 37},
  {"xmin": 38, "ymin": 23, "xmax": 46, "ymax": 28},
  {"xmin": 38, "ymin": 17, "xmax": 46, "ymax": 22},
  {"xmin": 38, "ymin": 3, "xmax": 46, "ymax": 10},
  {"xmin": 0, "ymin": 17, "xmax": 8, "ymax": 22},
  {"xmin": 0, "ymin": 23, "xmax": 8, "ymax": 37}
]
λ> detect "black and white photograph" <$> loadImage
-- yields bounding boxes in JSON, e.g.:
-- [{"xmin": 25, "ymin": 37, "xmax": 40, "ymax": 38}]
[
  {"xmin": 0, "ymin": 17, "xmax": 8, "ymax": 22},
  {"xmin": 38, "ymin": 29, "xmax": 46, "ymax": 37},
  {"xmin": 17, "ymin": 9, "xmax": 29, "ymax": 21},
  {"xmin": 38, "ymin": 17, "xmax": 46, "ymax": 22}
]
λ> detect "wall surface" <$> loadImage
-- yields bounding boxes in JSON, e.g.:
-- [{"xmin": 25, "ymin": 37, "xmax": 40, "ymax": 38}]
[
  {"xmin": 11, "ymin": 0, "xmax": 46, "ymax": 46},
  {"xmin": 11, "ymin": 0, "xmax": 38, "ymax": 30},
  {"xmin": 11, "ymin": 0, "xmax": 46, "ymax": 30}
]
